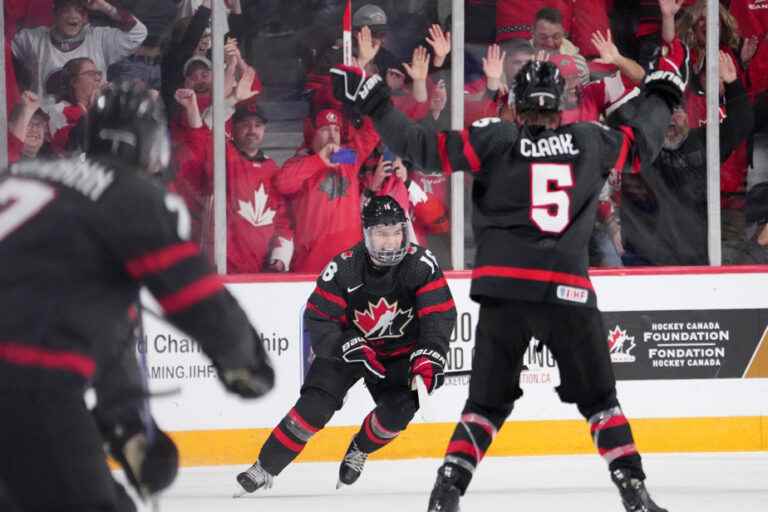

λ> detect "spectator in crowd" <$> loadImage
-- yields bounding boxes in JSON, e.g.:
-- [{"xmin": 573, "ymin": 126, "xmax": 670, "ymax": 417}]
[
  {"xmin": 161, "ymin": 0, "xmax": 248, "ymax": 120},
  {"xmin": 351, "ymin": 4, "xmax": 401, "ymax": 78},
  {"xmin": 12, "ymin": 0, "xmax": 147, "ymax": 98},
  {"xmin": 174, "ymin": 92, "xmax": 294, "ymax": 273},
  {"xmin": 496, "ymin": 0, "xmax": 573, "ymax": 43},
  {"xmin": 730, "ymin": 0, "xmax": 768, "ymax": 98},
  {"xmin": 45, "ymin": 57, "xmax": 105, "ymax": 152},
  {"xmin": 531, "ymin": 7, "xmax": 588, "ymax": 77},
  {"xmin": 105, "ymin": 0, "xmax": 177, "ymax": 89},
  {"xmin": 619, "ymin": 51, "xmax": 753, "ymax": 266},
  {"xmin": 275, "ymin": 109, "xmax": 380, "ymax": 273},
  {"xmin": 7, "ymin": 91, "xmax": 55, "ymax": 163}
]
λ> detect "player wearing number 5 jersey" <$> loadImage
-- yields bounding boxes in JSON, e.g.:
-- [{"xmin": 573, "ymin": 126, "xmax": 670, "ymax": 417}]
[
  {"xmin": 331, "ymin": 40, "xmax": 689, "ymax": 512},
  {"xmin": 0, "ymin": 82, "xmax": 274, "ymax": 511},
  {"xmin": 237, "ymin": 196, "xmax": 456, "ymax": 493}
]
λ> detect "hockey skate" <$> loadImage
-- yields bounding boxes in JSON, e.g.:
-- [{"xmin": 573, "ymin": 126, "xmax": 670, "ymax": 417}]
[
  {"xmin": 427, "ymin": 464, "xmax": 462, "ymax": 512},
  {"xmin": 236, "ymin": 460, "xmax": 274, "ymax": 493},
  {"xmin": 611, "ymin": 469, "xmax": 668, "ymax": 512},
  {"xmin": 337, "ymin": 440, "xmax": 369, "ymax": 488}
]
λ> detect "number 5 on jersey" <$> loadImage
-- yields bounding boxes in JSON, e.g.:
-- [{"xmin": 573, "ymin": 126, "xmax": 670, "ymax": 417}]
[{"xmin": 529, "ymin": 163, "xmax": 573, "ymax": 234}]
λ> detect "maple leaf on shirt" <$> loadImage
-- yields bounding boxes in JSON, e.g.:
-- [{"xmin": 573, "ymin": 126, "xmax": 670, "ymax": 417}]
[{"xmin": 237, "ymin": 184, "xmax": 275, "ymax": 227}]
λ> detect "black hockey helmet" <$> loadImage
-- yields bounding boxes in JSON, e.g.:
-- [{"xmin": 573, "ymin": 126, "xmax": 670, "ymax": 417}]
[
  {"xmin": 83, "ymin": 80, "xmax": 170, "ymax": 175},
  {"xmin": 512, "ymin": 60, "xmax": 564, "ymax": 113},
  {"xmin": 362, "ymin": 196, "xmax": 410, "ymax": 266}
]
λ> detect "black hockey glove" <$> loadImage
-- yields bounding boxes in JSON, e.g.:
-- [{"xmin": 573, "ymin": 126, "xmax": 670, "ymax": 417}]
[
  {"xmin": 217, "ymin": 327, "xmax": 275, "ymax": 398},
  {"xmin": 341, "ymin": 335, "xmax": 386, "ymax": 379},
  {"xmin": 330, "ymin": 65, "xmax": 391, "ymax": 118},
  {"xmin": 95, "ymin": 412, "xmax": 179, "ymax": 498},
  {"xmin": 409, "ymin": 346, "xmax": 446, "ymax": 394},
  {"xmin": 644, "ymin": 38, "xmax": 690, "ymax": 109}
]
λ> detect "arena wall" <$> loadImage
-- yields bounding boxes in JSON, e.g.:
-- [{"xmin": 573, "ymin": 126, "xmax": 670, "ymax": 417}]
[{"xmin": 139, "ymin": 268, "xmax": 768, "ymax": 467}]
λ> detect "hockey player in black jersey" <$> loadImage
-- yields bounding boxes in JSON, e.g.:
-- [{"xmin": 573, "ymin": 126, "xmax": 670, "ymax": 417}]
[
  {"xmin": 0, "ymin": 82, "xmax": 274, "ymax": 512},
  {"xmin": 330, "ymin": 41, "xmax": 689, "ymax": 512},
  {"xmin": 236, "ymin": 195, "xmax": 457, "ymax": 492}
]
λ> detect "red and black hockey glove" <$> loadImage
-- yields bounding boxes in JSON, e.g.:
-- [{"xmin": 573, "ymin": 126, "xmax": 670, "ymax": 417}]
[
  {"xmin": 409, "ymin": 347, "xmax": 446, "ymax": 394},
  {"xmin": 330, "ymin": 65, "xmax": 391, "ymax": 117},
  {"xmin": 341, "ymin": 335, "xmax": 386, "ymax": 379},
  {"xmin": 644, "ymin": 38, "xmax": 690, "ymax": 109}
]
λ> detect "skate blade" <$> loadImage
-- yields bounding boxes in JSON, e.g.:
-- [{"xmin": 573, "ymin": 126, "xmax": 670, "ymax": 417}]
[
  {"xmin": 233, "ymin": 489, "xmax": 249, "ymax": 498},
  {"xmin": 336, "ymin": 480, "xmax": 347, "ymax": 490}
]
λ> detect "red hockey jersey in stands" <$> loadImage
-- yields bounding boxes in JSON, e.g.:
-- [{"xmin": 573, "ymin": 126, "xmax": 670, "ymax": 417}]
[
  {"xmin": 275, "ymin": 118, "xmax": 380, "ymax": 274},
  {"xmin": 175, "ymin": 126, "xmax": 294, "ymax": 273}
]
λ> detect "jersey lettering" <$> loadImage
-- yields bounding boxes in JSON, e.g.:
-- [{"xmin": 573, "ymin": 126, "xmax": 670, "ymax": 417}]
[
  {"xmin": 529, "ymin": 163, "xmax": 573, "ymax": 234},
  {"xmin": 0, "ymin": 178, "xmax": 56, "ymax": 241}
]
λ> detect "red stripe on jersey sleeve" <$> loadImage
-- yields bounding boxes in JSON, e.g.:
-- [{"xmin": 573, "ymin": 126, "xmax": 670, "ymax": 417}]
[
  {"xmin": 436, "ymin": 133, "xmax": 453, "ymax": 176},
  {"xmin": 613, "ymin": 126, "xmax": 634, "ymax": 173},
  {"xmin": 159, "ymin": 275, "xmax": 224, "ymax": 314},
  {"xmin": 472, "ymin": 265, "xmax": 593, "ymax": 289},
  {"xmin": 314, "ymin": 287, "xmax": 347, "ymax": 309},
  {"xmin": 460, "ymin": 129, "xmax": 482, "ymax": 172},
  {"xmin": 418, "ymin": 298, "xmax": 456, "ymax": 318},
  {"xmin": 125, "ymin": 242, "xmax": 199, "ymax": 279},
  {"xmin": 416, "ymin": 277, "xmax": 448, "ymax": 296},
  {"xmin": 306, "ymin": 302, "xmax": 348, "ymax": 325},
  {"xmin": 0, "ymin": 341, "xmax": 96, "ymax": 378}
]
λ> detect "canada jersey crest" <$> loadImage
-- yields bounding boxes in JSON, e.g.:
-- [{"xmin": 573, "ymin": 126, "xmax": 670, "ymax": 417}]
[{"xmin": 353, "ymin": 297, "xmax": 414, "ymax": 340}]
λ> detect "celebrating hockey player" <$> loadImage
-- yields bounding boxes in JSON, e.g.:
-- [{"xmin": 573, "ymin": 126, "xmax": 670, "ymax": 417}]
[
  {"xmin": 0, "ymin": 82, "xmax": 274, "ymax": 511},
  {"xmin": 236, "ymin": 195, "xmax": 456, "ymax": 492},
  {"xmin": 329, "ymin": 38, "xmax": 690, "ymax": 512}
]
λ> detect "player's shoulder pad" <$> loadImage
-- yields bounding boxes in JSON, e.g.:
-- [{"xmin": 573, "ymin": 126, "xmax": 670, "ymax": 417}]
[
  {"xmin": 318, "ymin": 243, "xmax": 365, "ymax": 287},
  {"xmin": 402, "ymin": 243, "xmax": 443, "ymax": 285},
  {"xmin": 468, "ymin": 116, "xmax": 518, "ymax": 145}
]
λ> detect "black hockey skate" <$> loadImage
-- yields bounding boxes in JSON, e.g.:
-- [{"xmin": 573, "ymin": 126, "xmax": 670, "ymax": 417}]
[
  {"xmin": 337, "ymin": 440, "xmax": 369, "ymax": 488},
  {"xmin": 611, "ymin": 469, "xmax": 668, "ymax": 512},
  {"xmin": 427, "ymin": 464, "xmax": 462, "ymax": 512},
  {"xmin": 236, "ymin": 460, "xmax": 274, "ymax": 493}
]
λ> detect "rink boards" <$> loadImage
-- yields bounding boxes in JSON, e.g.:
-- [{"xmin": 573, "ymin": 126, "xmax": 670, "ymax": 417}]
[{"xmin": 140, "ymin": 268, "xmax": 768, "ymax": 466}]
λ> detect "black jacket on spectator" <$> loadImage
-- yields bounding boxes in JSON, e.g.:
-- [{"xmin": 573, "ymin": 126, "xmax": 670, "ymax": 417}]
[
  {"xmin": 621, "ymin": 80, "xmax": 754, "ymax": 265},
  {"xmin": 160, "ymin": 5, "xmax": 248, "ymax": 119}
]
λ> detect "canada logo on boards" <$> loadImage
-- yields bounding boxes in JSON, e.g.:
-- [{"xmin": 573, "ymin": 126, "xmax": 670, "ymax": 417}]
[
  {"xmin": 353, "ymin": 298, "xmax": 413, "ymax": 340},
  {"xmin": 608, "ymin": 325, "xmax": 636, "ymax": 363}
]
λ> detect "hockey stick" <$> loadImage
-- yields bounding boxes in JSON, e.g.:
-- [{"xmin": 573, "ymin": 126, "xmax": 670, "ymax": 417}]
[{"xmin": 411, "ymin": 374, "xmax": 434, "ymax": 422}]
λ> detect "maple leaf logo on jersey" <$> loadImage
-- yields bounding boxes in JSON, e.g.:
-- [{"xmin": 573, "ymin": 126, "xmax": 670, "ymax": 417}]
[
  {"xmin": 353, "ymin": 298, "xmax": 414, "ymax": 340},
  {"xmin": 237, "ymin": 184, "xmax": 275, "ymax": 227},
  {"xmin": 607, "ymin": 325, "xmax": 636, "ymax": 363},
  {"xmin": 319, "ymin": 171, "xmax": 349, "ymax": 199}
]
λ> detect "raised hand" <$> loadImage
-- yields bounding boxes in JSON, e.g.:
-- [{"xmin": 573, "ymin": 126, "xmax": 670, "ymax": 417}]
[
  {"xmin": 658, "ymin": 0, "xmax": 684, "ymax": 18},
  {"xmin": 719, "ymin": 50, "xmax": 738, "ymax": 84},
  {"xmin": 741, "ymin": 36, "xmax": 759, "ymax": 65},
  {"xmin": 591, "ymin": 29, "xmax": 620, "ymax": 65},
  {"xmin": 482, "ymin": 44, "xmax": 505, "ymax": 81},
  {"xmin": 19, "ymin": 91, "xmax": 41, "ymax": 112},
  {"xmin": 403, "ymin": 46, "xmax": 430, "ymax": 82},
  {"xmin": 357, "ymin": 26, "xmax": 381, "ymax": 68},
  {"xmin": 426, "ymin": 24, "xmax": 451, "ymax": 67},
  {"xmin": 234, "ymin": 65, "xmax": 259, "ymax": 101},
  {"xmin": 174, "ymin": 88, "xmax": 198, "ymax": 110}
]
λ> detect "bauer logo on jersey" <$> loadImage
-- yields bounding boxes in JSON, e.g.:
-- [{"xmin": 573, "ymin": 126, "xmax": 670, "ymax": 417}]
[
  {"xmin": 607, "ymin": 326, "xmax": 637, "ymax": 363},
  {"xmin": 353, "ymin": 298, "xmax": 414, "ymax": 340},
  {"xmin": 556, "ymin": 285, "xmax": 589, "ymax": 304}
]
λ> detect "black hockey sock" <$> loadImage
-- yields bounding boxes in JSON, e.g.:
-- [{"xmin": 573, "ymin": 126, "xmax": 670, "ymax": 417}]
[
  {"xmin": 442, "ymin": 410, "xmax": 502, "ymax": 493},
  {"xmin": 353, "ymin": 410, "xmax": 401, "ymax": 453},
  {"xmin": 587, "ymin": 406, "xmax": 645, "ymax": 480},
  {"xmin": 258, "ymin": 406, "xmax": 320, "ymax": 476}
]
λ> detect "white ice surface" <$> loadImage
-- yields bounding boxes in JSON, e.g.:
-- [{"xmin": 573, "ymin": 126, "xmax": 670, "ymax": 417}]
[{"xmin": 126, "ymin": 452, "xmax": 768, "ymax": 512}]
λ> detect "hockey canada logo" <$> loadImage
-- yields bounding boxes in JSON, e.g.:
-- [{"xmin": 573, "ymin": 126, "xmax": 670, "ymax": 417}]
[
  {"xmin": 353, "ymin": 298, "xmax": 414, "ymax": 340},
  {"xmin": 608, "ymin": 325, "xmax": 636, "ymax": 363}
]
